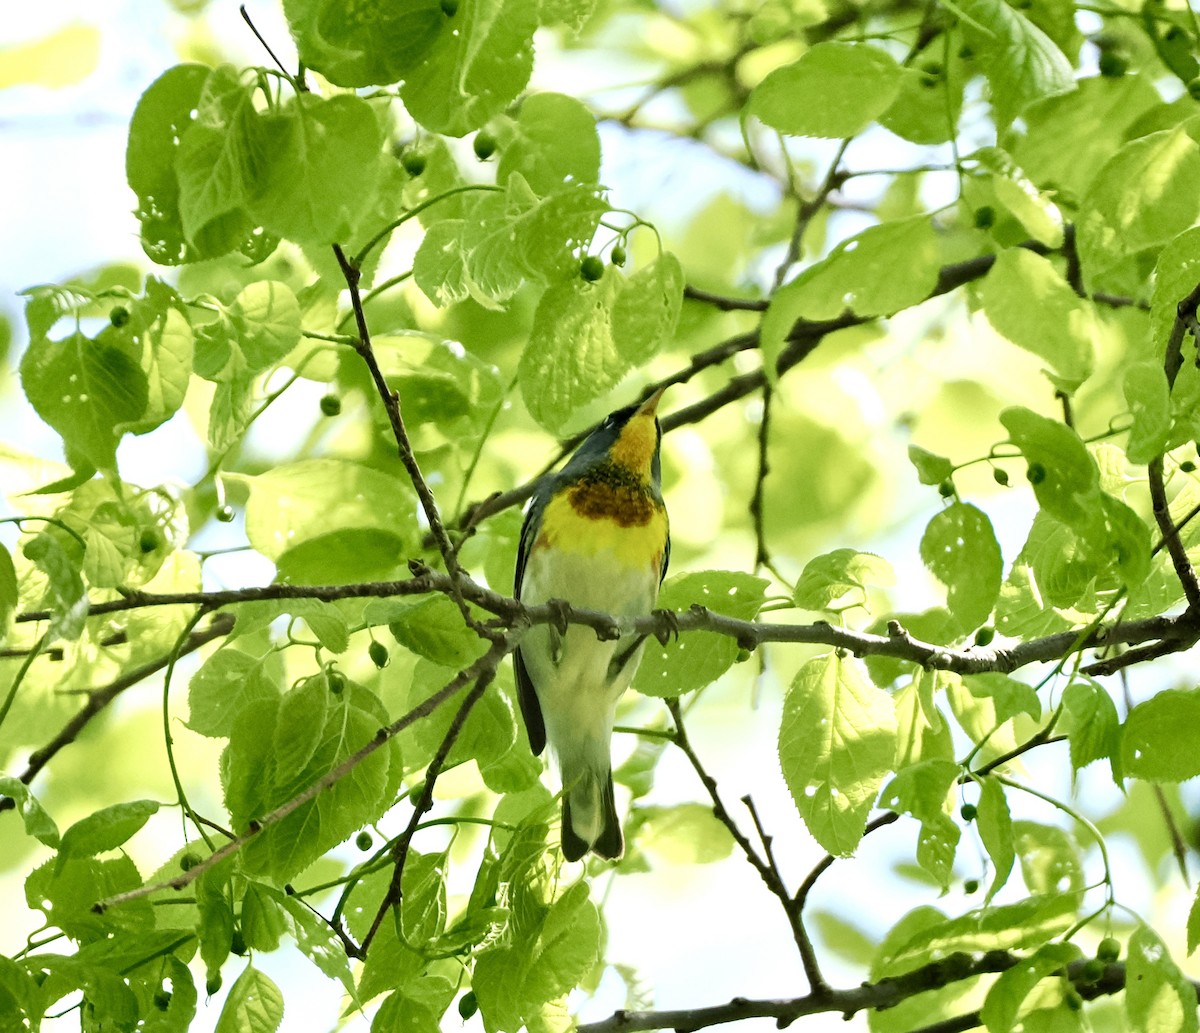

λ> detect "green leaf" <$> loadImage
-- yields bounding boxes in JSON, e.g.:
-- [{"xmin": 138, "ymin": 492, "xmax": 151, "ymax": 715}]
[
  {"xmin": 879, "ymin": 760, "xmax": 960, "ymax": 887},
  {"xmin": 999, "ymin": 407, "xmax": 1097, "ymax": 528},
  {"xmin": 279, "ymin": 895, "xmax": 359, "ymax": 1000},
  {"xmin": 26, "ymin": 854, "xmax": 152, "ymax": 940},
  {"xmin": 1061, "ymin": 680, "xmax": 1121, "ymax": 780},
  {"xmin": 1125, "ymin": 925, "xmax": 1199, "ymax": 1033},
  {"xmin": 497, "ymin": 92, "xmax": 601, "ymax": 194},
  {"xmin": 386, "ymin": 595, "xmax": 488, "ymax": 668},
  {"xmin": 1013, "ymin": 821, "xmax": 1084, "ymax": 900},
  {"xmin": 1122, "ymin": 687, "xmax": 1200, "ymax": 783},
  {"xmin": 969, "ymin": 147, "xmax": 1063, "ymax": 247},
  {"xmin": 0, "ymin": 777, "xmax": 60, "ymax": 847},
  {"xmin": 20, "ymin": 331, "xmax": 150, "ymax": 472},
  {"xmin": 920, "ymin": 502, "xmax": 1003, "ymax": 632},
  {"xmin": 223, "ymin": 679, "xmax": 402, "ymax": 881},
  {"xmin": 765, "ymin": 215, "xmax": 940, "ymax": 327},
  {"xmin": 976, "ymin": 778, "xmax": 1015, "ymax": 903},
  {"xmin": 877, "ymin": 895, "xmax": 1076, "ymax": 976},
  {"xmin": 22, "ymin": 532, "xmax": 88, "ymax": 642},
  {"xmin": 1151, "ymin": 227, "xmax": 1200, "ymax": 370},
  {"xmin": 372, "ymin": 976, "xmax": 456, "ymax": 1033},
  {"xmin": 57, "ymin": 800, "xmax": 159, "ymax": 867},
  {"xmin": 126, "ymin": 64, "xmax": 212, "ymax": 264},
  {"xmin": 980, "ymin": 941, "xmax": 1081, "ymax": 1033},
  {"xmin": 611, "ymin": 252, "xmax": 685, "ymax": 366},
  {"xmin": 633, "ymin": 571, "xmax": 769, "ymax": 697},
  {"xmin": 979, "ymin": 251, "xmax": 1094, "ymax": 393},
  {"xmin": 414, "ymin": 179, "xmax": 606, "ymax": 308},
  {"xmin": 907, "ymin": 445, "xmax": 954, "ymax": 487},
  {"xmin": 1123, "ymin": 362, "xmax": 1172, "ymax": 464},
  {"xmin": 794, "ymin": 548, "xmax": 894, "ymax": 612},
  {"xmin": 1078, "ymin": 128, "xmax": 1200, "ymax": 286},
  {"xmin": 956, "ymin": 0, "xmax": 1074, "ymax": 129},
  {"xmin": 630, "ymin": 803, "xmax": 735, "ymax": 864},
  {"xmin": 524, "ymin": 881, "xmax": 602, "ymax": 1005},
  {"xmin": 283, "ymin": 0, "xmax": 446, "ymax": 88},
  {"xmin": 214, "ymin": 964, "xmax": 284, "ymax": 1033},
  {"xmin": 780, "ymin": 652, "xmax": 897, "ymax": 856},
  {"xmin": 240, "ymin": 882, "xmax": 290, "ymax": 952},
  {"xmin": 963, "ymin": 673, "xmax": 1041, "ymax": 725},
  {"xmin": 1189, "ymin": 886, "xmax": 1200, "ymax": 956},
  {"xmin": 0, "ymin": 955, "xmax": 44, "ymax": 1031},
  {"xmin": 749, "ymin": 42, "xmax": 903, "ymax": 139},
  {"xmin": 236, "ymin": 458, "xmax": 417, "ymax": 565},
  {"xmin": 0, "ymin": 543, "xmax": 16, "ymax": 642},
  {"xmin": 247, "ymin": 94, "xmax": 385, "ymax": 244},
  {"xmin": 187, "ymin": 648, "xmax": 281, "ymax": 738},
  {"xmin": 517, "ymin": 268, "xmax": 624, "ymax": 432},
  {"xmin": 229, "ymin": 282, "xmax": 302, "ymax": 374},
  {"xmin": 399, "ymin": 0, "xmax": 538, "ymax": 136},
  {"xmin": 175, "ymin": 65, "xmax": 262, "ymax": 255}
]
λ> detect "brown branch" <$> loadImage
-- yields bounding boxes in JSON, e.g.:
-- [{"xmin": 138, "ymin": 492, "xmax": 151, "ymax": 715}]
[
  {"xmin": 749, "ymin": 382, "xmax": 773, "ymax": 572},
  {"xmin": 331, "ymin": 243, "xmax": 478, "ymax": 626},
  {"xmin": 360, "ymin": 671, "xmax": 493, "ymax": 953},
  {"xmin": 92, "ymin": 636, "xmax": 512, "ymax": 913},
  {"xmin": 17, "ymin": 577, "xmax": 1200, "ymax": 681},
  {"xmin": 1146, "ymin": 278, "xmax": 1200, "ymax": 613},
  {"xmin": 0, "ymin": 614, "xmax": 235, "ymax": 813},
  {"xmin": 683, "ymin": 285, "xmax": 767, "ymax": 312},
  {"xmin": 577, "ymin": 955, "xmax": 1200, "ymax": 1033},
  {"xmin": 667, "ymin": 699, "xmax": 829, "ymax": 995}
]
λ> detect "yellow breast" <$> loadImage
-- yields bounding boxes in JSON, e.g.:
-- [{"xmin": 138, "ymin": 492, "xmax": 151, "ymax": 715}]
[{"xmin": 537, "ymin": 487, "xmax": 668, "ymax": 572}]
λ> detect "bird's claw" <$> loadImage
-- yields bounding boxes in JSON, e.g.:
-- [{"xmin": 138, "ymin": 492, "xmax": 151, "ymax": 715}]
[
  {"xmin": 652, "ymin": 607, "xmax": 680, "ymax": 646},
  {"xmin": 548, "ymin": 598, "xmax": 571, "ymax": 637}
]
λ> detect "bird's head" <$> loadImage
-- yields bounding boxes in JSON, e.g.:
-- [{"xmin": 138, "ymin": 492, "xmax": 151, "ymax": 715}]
[{"xmin": 575, "ymin": 387, "xmax": 666, "ymax": 483}]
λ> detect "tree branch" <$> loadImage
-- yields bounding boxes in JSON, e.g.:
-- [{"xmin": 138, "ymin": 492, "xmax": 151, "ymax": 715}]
[
  {"xmin": 667, "ymin": 699, "xmax": 829, "ymax": 994},
  {"xmin": 92, "ymin": 635, "xmax": 513, "ymax": 914},
  {"xmin": 360, "ymin": 670, "xmax": 494, "ymax": 953},
  {"xmin": 0, "ymin": 614, "xmax": 236, "ymax": 813}
]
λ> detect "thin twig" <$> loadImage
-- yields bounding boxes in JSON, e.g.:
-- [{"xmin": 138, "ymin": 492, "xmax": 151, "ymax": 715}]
[
  {"xmin": 0, "ymin": 615, "xmax": 235, "ymax": 813},
  {"xmin": 360, "ymin": 671, "xmax": 493, "ymax": 952},
  {"xmin": 667, "ymin": 699, "xmax": 828, "ymax": 994},
  {"xmin": 92, "ymin": 637, "xmax": 512, "ymax": 913}
]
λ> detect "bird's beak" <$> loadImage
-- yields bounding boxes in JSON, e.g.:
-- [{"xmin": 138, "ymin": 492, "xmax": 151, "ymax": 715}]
[{"xmin": 637, "ymin": 386, "xmax": 667, "ymax": 417}]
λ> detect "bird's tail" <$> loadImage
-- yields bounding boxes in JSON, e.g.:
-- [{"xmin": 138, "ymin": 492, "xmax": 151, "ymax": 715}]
[{"xmin": 561, "ymin": 764, "xmax": 622, "ymax": 861}]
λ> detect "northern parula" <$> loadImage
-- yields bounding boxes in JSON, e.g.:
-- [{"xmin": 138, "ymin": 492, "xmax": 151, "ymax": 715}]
[{"xmin": 514, "ymin": 388, "xmax": 670, "ymax": 860}]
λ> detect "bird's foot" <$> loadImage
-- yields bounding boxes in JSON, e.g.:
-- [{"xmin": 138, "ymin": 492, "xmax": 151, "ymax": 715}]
[{"xmin": 651, "ymin": 608, "xmax": 680, "ymax": 646}]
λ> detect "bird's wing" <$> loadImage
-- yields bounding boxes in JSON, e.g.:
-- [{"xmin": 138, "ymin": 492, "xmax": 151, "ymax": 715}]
[
  {"xmin": 514, "ymin": 484, "xmax": 548, "ymax": 756},
  {"xmin": 660, "ymin": 529, "xmax": 671, "ymax": 584}
]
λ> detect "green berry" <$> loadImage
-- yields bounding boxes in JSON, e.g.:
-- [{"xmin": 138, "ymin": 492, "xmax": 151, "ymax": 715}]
[
  {"xmin": 993, "ymin": 467, "xmax": 1010, "ymax": 486},
  {"xmin": 973, "ymin": 205, "xmax": 995, "ymax": 229},
  {"xmin": 974, "ymin": 625, "xmax": 995, "ymax": 646},
  {"xmin": 368, "ymin": 640, "xmax": 389, "ymax": 669},
  {"xmin": 473, "ymin": 131, "xmax": 497, "ymax": 161},
  {"xmin": 109, "ymin": 305, "xmax": 130, "ymax": 327},
  {"xmin": 230, "ymin": 930, "xmax": 247, "ymax": 956},
  {"xmin": 458, "ymin": 991, "xmax": 478, "ymax": 1020},
  {"xmin": 1098, "ymin": 51, "xmax": 1128, "ymax": 77},
  {"xmin": 611, "ymin": 244, "xmax": 627, "ymax": 267},
  {"xmin": 180, "ymin": 851, "xmax": 203, "ymax": 871},
  {"xmin": 216, "ymin": 505, "xmax": 235, "ymax": 523},
  {"xmin": 401, "ymin": 150, "xmax": 427, "ymax": 176},
  {"xmin": 960, "ymin": 803, "xmax": 977, "ymax": 822},
  {"xmin": 1181, "ymin": 460, "xmax": 1197, "ymax": 473},
  {"xmin": 328, "ymin": 671, "xmax": 345, "ymax": 695},
  {"xmin": 957, "ymin": 44, "xmax": 975, "ymax": 59},
  {"xmin": 153, "ymin": 991, "xmax": 172, "ymax": 1011},
  {"xmin": 206, "ymin": 973, "xmax": 222, "ymax": 996},
  {"xmin": 1065, "ymin": 988, "xmax": 1083, "ymax": 1011},
  {"xmin": 580, "ymin": 255, "xmax": 605, "ymax": 282},
  {"xmin": 139, "ymin": 529, "xmax": 161, "ymax": 554},
  {"xmin": 963, "ymin": 878, "xmax": 980, "ymax": 893},
  {"xmin": 319, "ymin": 394, "xmax": 342, "ymax": 417},
  {"xmin": 356, "ymin": 831, "xmax": 373, "ymax": 851},
  {"xmin": 1097, "ymin": 936, "xmax": 1121, "ymax": 962},
  {"xmin": 1188, "ymin": 77, "xmax": 1200, "ymax": 101},
  {"xmin": 1027, "ymin": 462, "xmax": 1046, "ymax": 485},
  {"xmin": 1081, "ymin": 957, "xmax": 1105, "ymax": 982},
  {"xmin": 441, "ymin": 0, "xmax": 458, "ymax": 14},
  {"xmin": 938, "ymin": 479, "xmax": 955, "ymax": 498},
  {"xmin": 734, "ymin": 647, "xmax": 753, "ymax": 663}
]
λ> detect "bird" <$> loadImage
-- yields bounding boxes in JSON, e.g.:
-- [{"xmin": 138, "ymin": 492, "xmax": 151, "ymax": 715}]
[{"xmin": 513, "ymin": 387, "xmax": 670, "ymax": 860}]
